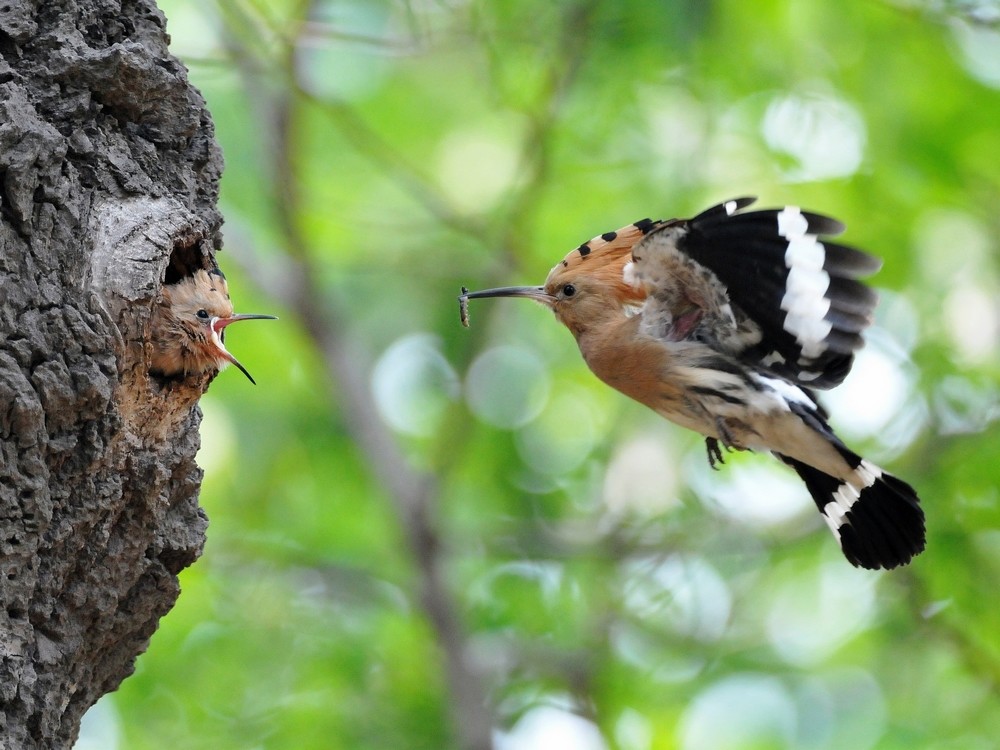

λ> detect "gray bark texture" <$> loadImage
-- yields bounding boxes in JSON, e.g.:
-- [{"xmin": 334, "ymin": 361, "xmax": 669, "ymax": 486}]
[{"xmin": 0, "ymin": 1, "xmax": 224, "ymax": 747}]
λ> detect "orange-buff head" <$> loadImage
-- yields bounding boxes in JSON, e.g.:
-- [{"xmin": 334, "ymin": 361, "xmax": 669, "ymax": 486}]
[
  {"xmin": 150, "ymin": 268, "xmax": 277, "ymax": 384},
  {"xmin": 460, "ymin": 221, "xmax": 652, "ymax": 336}
]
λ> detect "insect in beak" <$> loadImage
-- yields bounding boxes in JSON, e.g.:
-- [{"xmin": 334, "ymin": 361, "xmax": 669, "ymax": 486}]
[
  {"xmin": 458, "ymin": 286, "xmax": 556, "ymax": 327},
  {"xmin": 209, "ymin": 314, "xmax": 278, "ymax": 384}
]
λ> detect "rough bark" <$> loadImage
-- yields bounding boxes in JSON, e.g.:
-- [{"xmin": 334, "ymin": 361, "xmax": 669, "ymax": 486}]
[{"xmin": 0, "ymin": 1, "xmax": 223, "ymax": 747}]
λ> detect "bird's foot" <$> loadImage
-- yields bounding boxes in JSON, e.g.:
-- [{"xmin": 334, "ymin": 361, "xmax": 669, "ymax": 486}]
[
  {"xmin": 705, "ymin": 418, "xmax": 747, "ymax": 469},
  {"xmin": 705, "ymin": 437, "xmax": 725, "ymax": 470}
]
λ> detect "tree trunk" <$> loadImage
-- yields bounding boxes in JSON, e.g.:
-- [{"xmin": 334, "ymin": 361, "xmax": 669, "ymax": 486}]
[{"xmin": 0, "ymin": 2, "xmax": 223, "ymax": 747}]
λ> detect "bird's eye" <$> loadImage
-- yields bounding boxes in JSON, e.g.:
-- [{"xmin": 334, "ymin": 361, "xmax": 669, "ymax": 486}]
[
  {"xmin": 562, "ymin": 284, "xmax": 576, "ymax": 298},
  {"xmin": 196, "ymin": 309, "xmax": 209, "ymax": 319}
]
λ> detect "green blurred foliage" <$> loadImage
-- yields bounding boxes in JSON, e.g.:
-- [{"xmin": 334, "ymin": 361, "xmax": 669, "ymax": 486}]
[{"xmin": 78, "ymin": 0, "xmax": 1000, "ymax": 748}]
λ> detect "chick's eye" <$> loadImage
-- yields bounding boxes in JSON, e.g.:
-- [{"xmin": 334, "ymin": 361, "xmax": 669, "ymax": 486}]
[
  {"xmin": 562, "ymin": 284, "xmax": 576, "ymax": 298},
  {"xmin": 196, "ymin": 309, "xmax": 209, "ymax": 319}
]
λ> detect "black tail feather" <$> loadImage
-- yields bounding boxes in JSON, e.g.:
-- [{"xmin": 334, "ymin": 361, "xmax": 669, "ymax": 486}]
[{"xmin": 777, "ymin": 454, "xmax": 926, "ymax": 570}]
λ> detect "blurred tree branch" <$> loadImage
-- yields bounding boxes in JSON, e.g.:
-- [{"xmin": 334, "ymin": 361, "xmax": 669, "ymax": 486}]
[
  {"xmin": 215, "ymin": 2, "xmax": 497, "ymax": 748},
  {"xmin": 216, "ymin": 0, "xmax": 486, "ymax": 239},
  {"xmin": 118, "ymin": 0, "xmax": 1000, "ymax": 746}
]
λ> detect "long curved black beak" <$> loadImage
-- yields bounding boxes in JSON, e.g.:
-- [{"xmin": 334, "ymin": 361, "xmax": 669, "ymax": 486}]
[
  {"xmin": 210, "ymin": 314, "xmax": 278, "ymax": 384},
  {"xmin": 459, "ymin": 286, "xmax": 555, "ymax": 304},
  {"xmin": 458, "ymin": 286, "xmax": 555, "ymax": 328}
]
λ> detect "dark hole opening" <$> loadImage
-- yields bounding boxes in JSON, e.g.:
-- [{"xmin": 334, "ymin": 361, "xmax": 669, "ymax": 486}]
[{"xmin": 164, "ymin": 232, "xmax": 214, "ymax": 286}]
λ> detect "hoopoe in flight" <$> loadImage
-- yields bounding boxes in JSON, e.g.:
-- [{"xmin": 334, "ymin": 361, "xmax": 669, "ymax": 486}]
[
  {"xmin": 460, "ymin": 197, "xmax": 925, "ymax": 570},
  {"xmin": 150, "ymin": 267, "xmax": 276, "ymax": 384}
]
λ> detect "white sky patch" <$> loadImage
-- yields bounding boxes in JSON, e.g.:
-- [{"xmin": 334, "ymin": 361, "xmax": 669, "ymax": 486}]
[
  {"xmin": 642, "ymin": 86, "xmax": 709, "ymax": 166},
  {"xmin": 913, "ymin": 208, "xmax": 993, "ymax": 285},
  {"xmin": 157, "ymin": 0, "xmax": 222, "ymax": 60},
  {"xmin": 695, "ymin": 460, "xmax": 809, "ymax": 529},
  {"xmin": 496, "ymin": 705, "xmax": 608, "ymax": 750},
  {"xmin": 372, "ymin": 333, "xmax": 460, "ymax": 436},
  {"xmin": 75, "ymin": 695, "xmax": 122, "ymax": 750},
  {"xmin": 765, "ymin": 561, "xmax": 877, "ymax": 666},
  {"xmin": 800, "ymin": 669, "xmax": 887, "ymax": 750},
  {"xmin": 944, "ymin": 283, "xmax": 999, "ymax": 364},
  {"xmin": 615, "ymin": 709, "xmax": 653, "ymax": 750},
  {"xmin": 195, "ymin": 395, "xmax": 237, "ymax": 478},
  {"xmin": 933, "ymin": 375, "xmax": 1000, "ymax": 435},
  {"xmin": 610, "ymin": 622, "xmax": 707, "ymax": 684},
  {"xmin": 820, "ymin": 338, "xmax": 912, "ymax": 441},
  {"xmin": 874, "ymin": 289, "xmax": 921, "ymax": 354},
  {"xmin": 911, "ymin": 207, "xmax": 997, "ymax": 373},
  {"xmin": 465, "ymin": 345, "xmax": 550, "ymax": 429},
  {"xmin": 762, "ymin": 93, "xmax": 866, "ymax": 181},
  {"xmin": 950, "ymin": 18, "xmax": 1000, "ymax": 89},
  {"xmin": 622, "ymin": 555, "xmax": 731, "ymax": 642},
  {"xmin": 680, "ymin": 673, "xmax": 797, "ymax": 750},
  {"xmin": 297, "ymin": 1, "xmax": 392, "ymax": 100},
  {"xmin": 602, "ymin": 433, "xmax": 680, "ymax": 515}
]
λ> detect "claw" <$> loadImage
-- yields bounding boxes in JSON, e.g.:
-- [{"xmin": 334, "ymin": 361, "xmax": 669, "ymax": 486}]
[
  {"xmin": 705, "ymin": 437, "xmax": 725, "ymax": 470},
  {"xmin": 715, "ymin": 417, "xmax": 738, "ymax": 451}
]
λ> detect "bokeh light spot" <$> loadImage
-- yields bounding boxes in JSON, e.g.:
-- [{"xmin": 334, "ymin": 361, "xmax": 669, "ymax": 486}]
[
  {"xmin": 437, "ymin": 127, "xmax": 523, "ymax": 212},
  {"xmin": 766, "ymin": 562, "xmax": 877, "ymax": 666},
  {"xmin": 603, "ymin": 432, "xmax": 680, "ymax": 515},
  {"xmin": 821, "ymin": 340, "xmax": 912, "ymax": 440},
  {"xmin": 950, "ymin": 18, "xmax": 1000, "ymax": 89},
  {"xmin": 196, "ymin": 396, "xmax": 237, "ymax": 478},
  {"xmin": 762, "ymin": 93, "xmax": 865, "ymax": 181},
  {"xmin": 465, "ymin": 345, "xmax": 550, "ymax": 429},
  {"xmin": 372, "ymin": 333, "xmax": 460, "ymax": 436},
  {"xmin": 680, "ymin": 673, "xmax": 797, "ymax": 750},
  {"xmin": 624, "ymin": 555, "xmax": 731, "ymax": 642},
  {"xmin": 516, "ymin": 389, "xmax": 600, "ymax": 476},
  {"xmin": 695, "ymin": 460, "xmax": 807, "ymax": 529},
  {"xmin": 496, "ymin": 704, "xmax": 607, "ymax": 750}
]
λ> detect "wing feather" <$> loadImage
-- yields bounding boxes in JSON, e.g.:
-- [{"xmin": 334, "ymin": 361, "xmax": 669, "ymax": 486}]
[
  {"xmin": 630, "ymin": 199, "xmax": 881, "ymax": 388},
  {"xmin": 628, "ymin": 225, "xmax": 762, "ymax": 354}
]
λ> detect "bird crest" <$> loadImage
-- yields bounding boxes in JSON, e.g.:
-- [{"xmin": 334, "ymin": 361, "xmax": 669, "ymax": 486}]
[{"xmin": 545, "ymin": 219, "xmax": 664, "ymax": 307}]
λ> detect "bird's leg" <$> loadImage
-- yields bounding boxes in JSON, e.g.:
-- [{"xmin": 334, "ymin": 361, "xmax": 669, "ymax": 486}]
[
  {"xmin": 704, "ymin": 417, "xmax": 752, "ymax": 468},
  {"xmin": 715, "ymin": 416, "xmax": 739, "ymax": 449},
  {"xmin": 705, "ymin": 437, "xmax": 725, "ymax": 470}
]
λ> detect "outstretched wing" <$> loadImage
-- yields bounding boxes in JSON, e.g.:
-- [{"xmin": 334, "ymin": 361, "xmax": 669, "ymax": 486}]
[
  {"xmin": 625, "ymin": 222, "xmax": 763, "ymax": 353},
  {"xmin": 628, "ymin": 198, "xmax": 881, "ymax": 388}
]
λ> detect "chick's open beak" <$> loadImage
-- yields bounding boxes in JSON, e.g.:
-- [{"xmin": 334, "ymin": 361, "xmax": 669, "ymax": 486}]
[{"xmin": 210, "ymin": 314, "xmax": 278, "ymax": 385}]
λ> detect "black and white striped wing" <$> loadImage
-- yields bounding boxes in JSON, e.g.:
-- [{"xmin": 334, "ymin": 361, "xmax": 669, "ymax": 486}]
[
  {"xmin": 626, "ymin": 223, "xmax": 762, "ymax": 353},
  {"xmin": 671, "ymin": 197, "xmax": 881, "ymax": 389}
]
